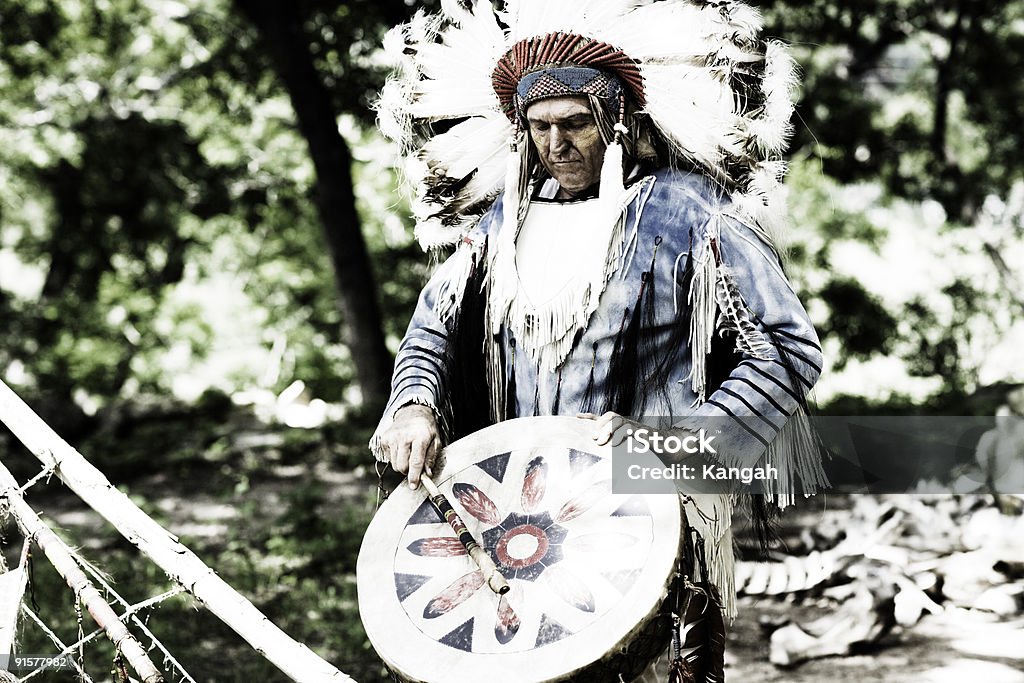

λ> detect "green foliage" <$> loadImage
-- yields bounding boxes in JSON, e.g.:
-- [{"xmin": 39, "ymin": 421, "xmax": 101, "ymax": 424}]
[
  {"xmin": 0, "ymin": 0, "xmax": 429, "ymax": 410},
  {"xmin": 295, "ymin": 0, "xmax": 441, "ymax": 124},
  {"xmin": 762, "ymin": 0, "xmax": 1024, "ymax": 222},
  {"xmin": 900, "ymin": 277, "xmax": 995, "ymax": 393},
  {"xmin": 0, "ymin": 0, "xmax": 245, "ymax": 404},
  {"xmin": 760, "ymin": 1, "xmax": 1024, "ymax": 407},
  {"xmin": 816, "ymin": 278, "xmax": 898, "ymax": 370}
]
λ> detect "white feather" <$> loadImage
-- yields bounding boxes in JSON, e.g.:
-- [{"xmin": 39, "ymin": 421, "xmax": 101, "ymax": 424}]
[
  {"xmin": 558, "ymin": 0, "xmax": 645, "ymax": 37},
  {"xmin": 407, "ymin": 9, "xmax": 439, "ymax": 48},
  {"xmin": 643, "ymin": 63, "xmax": 738, "ymax": 170},
  {"xmin": 407, "ymin": 5, "xmax": 505, "ymax": 122},
  {"xmin": 506, "ymin": 0, "xmax": 646, "ymax": 43},
  {"xmin": 745, "ymin": 41, "xmax": 798, "ymax": 153},
  {"xmin": 728, "ymin": 165, "xmax": 788, "ymax": 246},
  {"xmin": 750, "ymin": 159, "xmax": 787, "ymax": 196},
  {"xmin": 414, "ymin": 218, "xmax": 465, "ymax": 252},
  {"xmin": 724, "ymin": 3, "xmax": 763, "ymax": 39},
  {"xmin": 421, "ymin": 114, "xmax": 511, "ymax": 181},
  {"xmin": 612, "ymin": 3, "xmax": 716, "ymax": 60},
  {"xmin": 440, "ymin": 0, "xmax": 472, "ymax": 25},
  {"xmin": 381, "ymin": 24, "xmax": 409, "ymax": 66},
  {"xmin": 376, "ymin": 78, "xmax": 411, "ymax": 146}
]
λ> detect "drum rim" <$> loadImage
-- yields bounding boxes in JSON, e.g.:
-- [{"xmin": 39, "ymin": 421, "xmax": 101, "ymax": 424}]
[{"xmin": 358, "ymin": 416, "xmax": 683, "ymax": 683}]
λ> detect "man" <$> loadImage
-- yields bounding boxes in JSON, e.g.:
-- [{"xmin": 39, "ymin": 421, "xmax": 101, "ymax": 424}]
[{"xmin": 372, "ymin": 1, "xmax": 824, "ymax": 678}]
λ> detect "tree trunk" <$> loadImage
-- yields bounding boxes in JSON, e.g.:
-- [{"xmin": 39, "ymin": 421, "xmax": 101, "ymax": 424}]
[
  {"xmin": 235, "ymin": 0, "xmax": 392, "ymax": 412},
  {"xmin": 930, "ymin": 0, "xmax": 969, "ymax": 165}
]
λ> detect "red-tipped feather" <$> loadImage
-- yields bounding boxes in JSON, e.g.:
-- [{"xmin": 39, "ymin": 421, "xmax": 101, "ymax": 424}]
[
  {"xmin": 521, "ymin": 456, "xmax": 548, "ymax": 512},
  {"xmin": 544, "ymin": 565, "xmax": 596, "ymax": 613},
  {"xmin": 495, "ymin": 595, "xmax": 521, "ymax": 644},
  {"xmin": 408, "ymin": 537, "xmax": 469, "ymax": 557},
  {"xmin": 452, "ymin": 482, "xmax": 501, "ymax": 525},
  {"xmin": 423, "ymin": 571, "xmax": 485, "ymax": 619},
  {"xmin": 555, "ymin": 480, "xmax": 611, "ymax": 523}
]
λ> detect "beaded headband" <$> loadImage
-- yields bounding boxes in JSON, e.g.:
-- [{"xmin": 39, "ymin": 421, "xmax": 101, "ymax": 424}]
[
  {"xmin": 516, "ymin": 67, "xmax": 622, "ymax": 117},
  {"xmin": 492, "ymin": 33, "xmax": 645, "ymax": 122}
]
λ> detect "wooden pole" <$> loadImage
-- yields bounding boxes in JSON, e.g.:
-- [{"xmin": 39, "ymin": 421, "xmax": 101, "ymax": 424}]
[
  {"xmin": 420, "ymin": 475, "xmax": 510, "ymax": 595},
  {"xmin": 0, "ymin": 379, "xmax": 355, "ymax": 683},
  {"xmin": 0, "ymin": 461, "xmax": 165, "ymax": 683}
]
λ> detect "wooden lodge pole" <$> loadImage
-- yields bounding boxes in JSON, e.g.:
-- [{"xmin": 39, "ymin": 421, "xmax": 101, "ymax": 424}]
[
  {"xmin": 0, "ymin": 379, "xmax": 355, "ymax": 683},
  {"xmin": 0, "ymin": 461, "xmax": 165, "ymax": 682}
]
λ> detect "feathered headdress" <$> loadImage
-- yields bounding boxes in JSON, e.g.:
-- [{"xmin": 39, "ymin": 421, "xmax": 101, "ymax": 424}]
[{"xmin": 378, "ymin": 0, "xmax": 798, "ymax": 251}]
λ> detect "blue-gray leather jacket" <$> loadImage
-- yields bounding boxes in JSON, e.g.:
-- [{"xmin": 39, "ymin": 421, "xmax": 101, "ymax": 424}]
[{"xmin": 373, "ymin": 168, "xmax": 822, "ymax": 477}]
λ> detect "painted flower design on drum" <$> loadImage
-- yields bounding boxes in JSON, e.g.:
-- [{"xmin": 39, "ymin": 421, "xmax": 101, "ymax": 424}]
[
  {"xmin": 395, "ymin": 447, "xmax": 653, "ymax": 654},
  {"xmin": 482, "ymin": 510, "xmax": 567, "ymax": 582}
]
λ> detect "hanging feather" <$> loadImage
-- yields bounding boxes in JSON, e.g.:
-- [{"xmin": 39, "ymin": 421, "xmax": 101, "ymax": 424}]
[
  {"xmin": 682, "ymin": 495, "xmax": 737, "ymax": 620},
  {"xmin": 579, "ymin": 341, "xmax": 600, "ymax": 414},
  {"xmin": 674, "ymin": 580, "xmax": 727, "ymax": 683},
  {"xmin": 667, "ymin": 611, "xmax": 695, "ymax": 683},
  {"xmin": 714, "ymin": 269, "xmax": 774, "ymax": 360},
  {"xmin": 730, "ymin": 159, "xmax": 790, "ymax": 250}
]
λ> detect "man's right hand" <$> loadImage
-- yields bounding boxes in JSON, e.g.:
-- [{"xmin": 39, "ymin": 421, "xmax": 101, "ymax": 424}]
[{"xmin": 380, "ymin": 403, "xmax": 441, "ymax": 490}]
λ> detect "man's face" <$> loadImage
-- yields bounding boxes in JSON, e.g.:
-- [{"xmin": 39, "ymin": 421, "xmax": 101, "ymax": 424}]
[{"xmin": 526, "ymin": 96, "xmax": 607, "ymax": 198}]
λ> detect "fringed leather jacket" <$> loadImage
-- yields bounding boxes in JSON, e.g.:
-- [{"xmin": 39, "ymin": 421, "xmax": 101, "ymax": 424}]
[{"xmin": 373, "ymin": 168, "xmax": 822, "ymax": 479}]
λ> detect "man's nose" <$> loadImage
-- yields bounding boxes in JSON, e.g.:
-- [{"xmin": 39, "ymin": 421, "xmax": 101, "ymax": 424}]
[{"xmin": 548, "ymin": 127, "xmax": 569, "ymax": 154}]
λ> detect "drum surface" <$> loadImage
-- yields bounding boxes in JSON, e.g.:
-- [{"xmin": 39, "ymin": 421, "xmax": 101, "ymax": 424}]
[{"xmin": 358, "ymin": 417, "xmax": 682, "ymax": 683}]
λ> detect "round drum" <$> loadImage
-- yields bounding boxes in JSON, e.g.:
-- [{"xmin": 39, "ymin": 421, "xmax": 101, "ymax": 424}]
[{"xmin": 357, "ymin": 416, "xmax": 683, "ymax": 682}]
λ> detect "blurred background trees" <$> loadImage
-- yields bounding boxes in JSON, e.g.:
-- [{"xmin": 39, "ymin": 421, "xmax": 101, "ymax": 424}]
[
  {"xmin": 0, "ymin": 0, "xmax": 441, "ymax": 432},
  {"xmin": 1, "ymin": 0, "xmax": 1021, "ymax": 422},
  {"xmin": 759, "ymin": 0, "xmax": 1024, "ymax": 412}
]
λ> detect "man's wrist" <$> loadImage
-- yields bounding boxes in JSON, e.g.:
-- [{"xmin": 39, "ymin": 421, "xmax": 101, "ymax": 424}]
[{"xmin": 395, "ymin": 402, "xmax": 435, "ymax": 420}]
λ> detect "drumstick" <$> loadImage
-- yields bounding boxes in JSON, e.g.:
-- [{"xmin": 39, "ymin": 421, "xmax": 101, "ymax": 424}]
[{"xmin": 420, "ymin": 474, "xmax": 511, "ymax": 595}]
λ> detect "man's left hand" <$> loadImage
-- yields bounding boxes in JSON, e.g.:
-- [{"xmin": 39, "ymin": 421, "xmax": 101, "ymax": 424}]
[{"xmin": 577, "ymin": 411, "xmax": 646, "ymax": 446}]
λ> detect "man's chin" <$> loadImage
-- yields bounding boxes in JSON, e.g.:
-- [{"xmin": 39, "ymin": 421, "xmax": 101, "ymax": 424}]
[{"xmin": 552, "ymin": 176, "xmax": 593, "ymax": 196}]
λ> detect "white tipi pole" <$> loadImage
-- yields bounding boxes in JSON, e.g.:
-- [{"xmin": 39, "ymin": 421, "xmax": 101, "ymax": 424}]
[{"xmin": 0, "ymin": 379, "xmax": 356, "ymax": 683}]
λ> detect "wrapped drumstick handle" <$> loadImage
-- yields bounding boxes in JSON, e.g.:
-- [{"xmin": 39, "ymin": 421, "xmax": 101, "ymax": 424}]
[{"xmin": 420, "ymin": 474, "xmax": 510, "ymax": 595}]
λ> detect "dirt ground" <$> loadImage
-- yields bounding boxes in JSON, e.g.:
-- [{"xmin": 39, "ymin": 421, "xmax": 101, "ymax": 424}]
[
  {"xmin": 727, "ymin": 597, "xmax": 1024, "ymax": 682},
  {"xmin": 724, "ymin": 495, "xmax": 1024, "ymax": 683}
]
